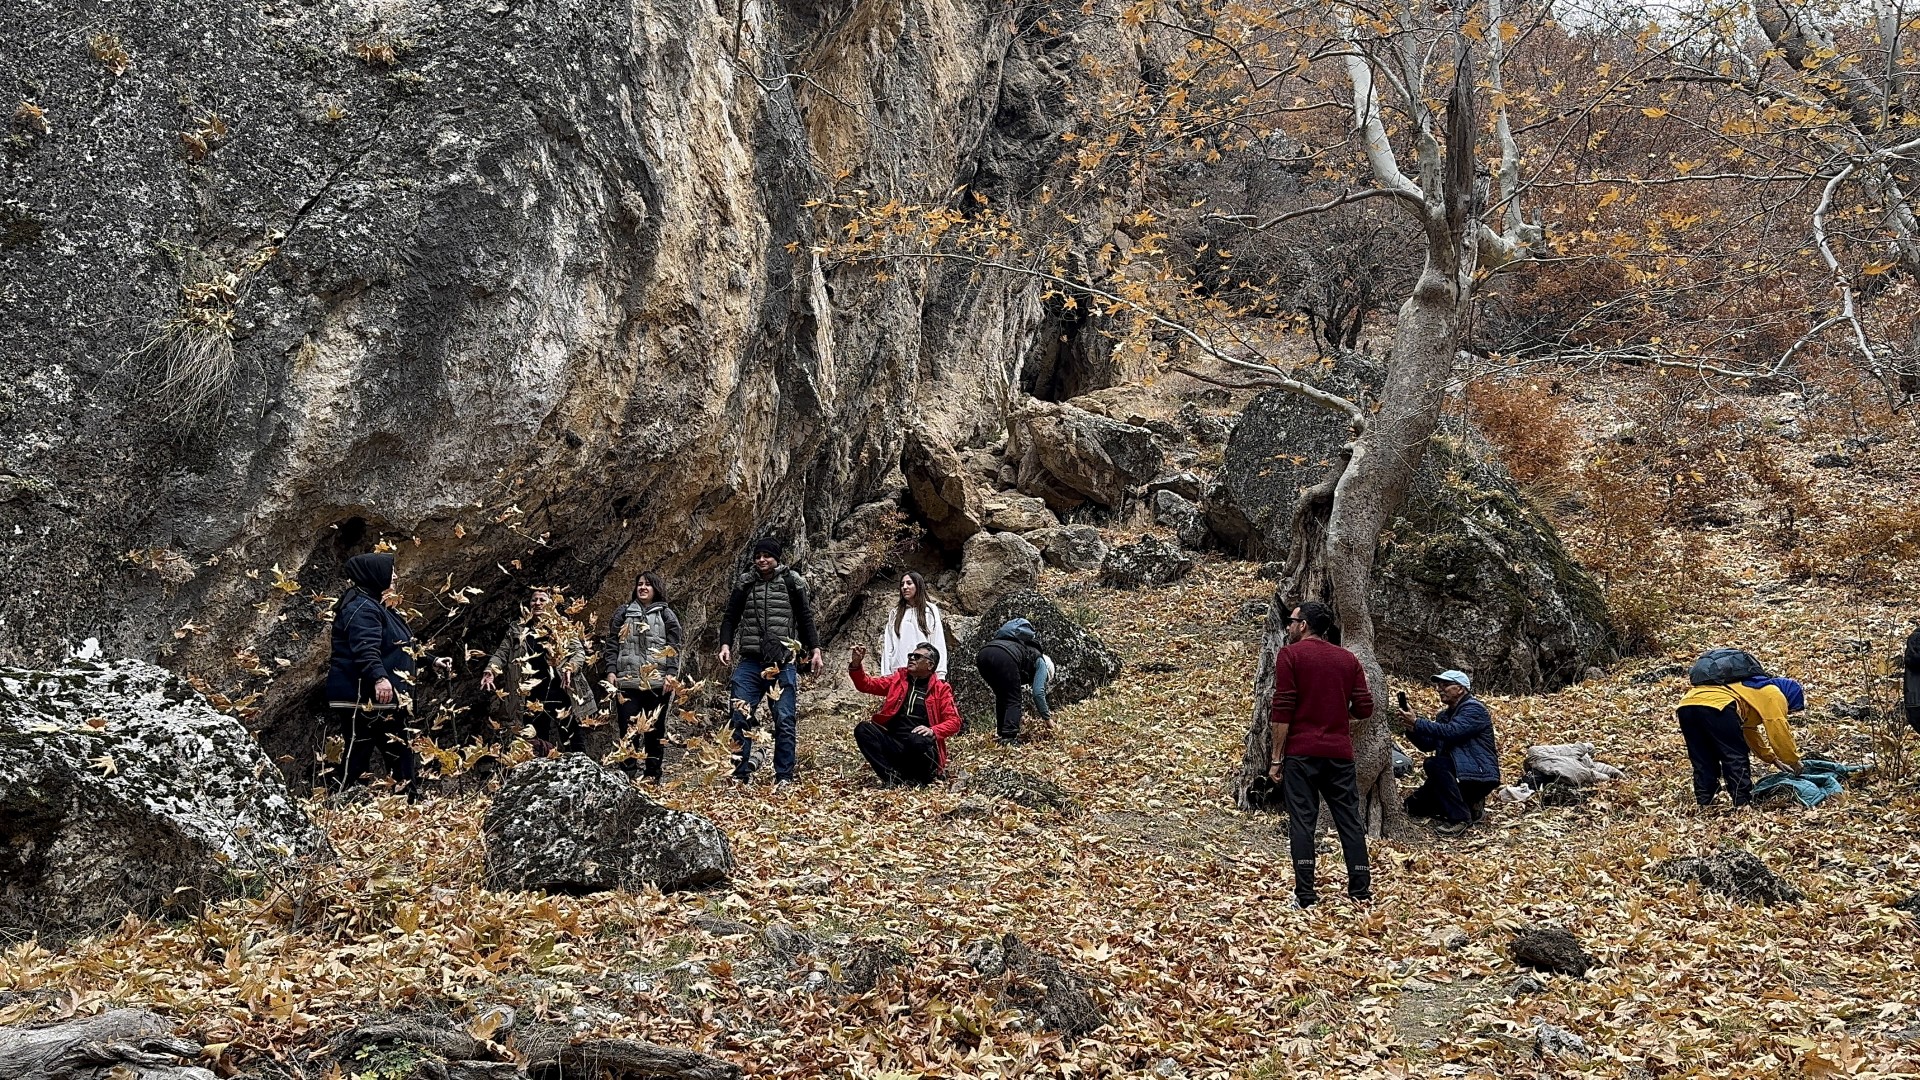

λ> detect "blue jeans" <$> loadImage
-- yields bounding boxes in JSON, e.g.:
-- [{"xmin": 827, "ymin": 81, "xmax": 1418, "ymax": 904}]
[{"xmin": 730, "ymin": 659, "xmax": 798, "ymax": 780}]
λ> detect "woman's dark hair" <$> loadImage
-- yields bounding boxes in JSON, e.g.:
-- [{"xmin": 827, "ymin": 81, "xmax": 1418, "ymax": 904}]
[
  {"xmin": 1295, "ymin": 600, "xmax": 1337, "ymax": 637},
  {"xmin": 633, "ymin": 571, "xmax": 669, "ymax": 605},
  {"xmin": 893, "ymin": 570, "xmax": 930, "ymax": 634}
]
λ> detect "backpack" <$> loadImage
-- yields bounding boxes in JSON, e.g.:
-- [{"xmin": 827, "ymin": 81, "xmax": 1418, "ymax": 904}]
[{"xmin": 1689, "ymin": 648, "xmax": 1766, "ymax": 686}]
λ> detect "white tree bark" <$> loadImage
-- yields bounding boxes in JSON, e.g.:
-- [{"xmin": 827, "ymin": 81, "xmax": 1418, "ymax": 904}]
[{"xmin": 1236, "ymin": 32, "xmax": 1537, "ymax": 829}]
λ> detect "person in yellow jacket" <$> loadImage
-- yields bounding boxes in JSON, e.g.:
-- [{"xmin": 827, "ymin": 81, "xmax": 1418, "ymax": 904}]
[{"xmin": 1675, "ymin": 675, "xmax": 1806, "ymax": 807}]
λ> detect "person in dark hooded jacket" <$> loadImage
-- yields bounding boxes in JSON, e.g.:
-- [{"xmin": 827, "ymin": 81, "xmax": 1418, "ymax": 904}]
[
  {"xmin": 973, "ymin": 618, "xmax": 1053, "ymax": 744},
  {"xmin": 325, "ymin": 553, "xmax": 447, "ymax": 798}
]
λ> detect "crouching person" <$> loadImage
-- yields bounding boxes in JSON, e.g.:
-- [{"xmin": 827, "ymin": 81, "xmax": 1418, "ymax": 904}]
[
  {"xmin": 1395, "ymin": 670, "xmax": 1500, "ymax": 835},
  {"xmin": 848, "ymin": 643, "xmax": 960, "ymax": 786}
]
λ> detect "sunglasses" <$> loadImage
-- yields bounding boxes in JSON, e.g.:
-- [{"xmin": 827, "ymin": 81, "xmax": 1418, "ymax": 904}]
[{"xmin": 908, "ymin": 653, "xmax": 936, "ymax": 664}]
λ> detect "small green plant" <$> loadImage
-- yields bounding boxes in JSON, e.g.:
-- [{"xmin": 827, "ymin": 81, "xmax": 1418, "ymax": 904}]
[
  {"xmin": 349, "ymin": 1039, "xmax": 428, "ymax": 1080},
  {"xmin": 316, "ymin": 94, "xmax": 349, "ymax": 124}
]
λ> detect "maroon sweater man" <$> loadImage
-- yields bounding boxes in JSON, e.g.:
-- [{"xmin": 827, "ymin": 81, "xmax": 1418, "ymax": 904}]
[{"xmin": 1265, "ymin": 600, "xmax": 1374, "ymax": 906}]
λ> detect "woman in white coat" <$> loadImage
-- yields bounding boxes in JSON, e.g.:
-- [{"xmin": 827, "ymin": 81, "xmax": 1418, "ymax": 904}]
[{"xmin": 879, "ymin": 571, "xmax": 947, "ymax": 678}]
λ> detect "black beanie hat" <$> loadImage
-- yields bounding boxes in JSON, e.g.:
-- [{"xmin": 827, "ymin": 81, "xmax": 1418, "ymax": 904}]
[{"xmin": 751, "ymin": 537, "xmax": 781, "ymax": 559}]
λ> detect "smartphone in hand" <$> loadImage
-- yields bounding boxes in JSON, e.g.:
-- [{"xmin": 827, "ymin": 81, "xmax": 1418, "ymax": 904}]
[{"xmin": 1397, "ymin": 690, "xmax": 1410, "ymax": 712}]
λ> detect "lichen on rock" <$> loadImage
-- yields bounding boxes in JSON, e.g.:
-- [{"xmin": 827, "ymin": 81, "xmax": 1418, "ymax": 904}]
[{"xmin": 0, "ymin": 659, "xmax": 328, "ymax": 937}]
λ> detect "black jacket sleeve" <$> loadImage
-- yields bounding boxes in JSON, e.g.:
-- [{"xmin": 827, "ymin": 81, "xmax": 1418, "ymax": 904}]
[
  {"xmin": 717, "ymin": 583, "xmax": 747, "ymax": 648},
  {"xmin": 345, "ymin": 597, "xmax": 391, "ymax": 683},
  {"xmin": 789, "ymin": 573, "xmax": 819, "ymax": 652}
]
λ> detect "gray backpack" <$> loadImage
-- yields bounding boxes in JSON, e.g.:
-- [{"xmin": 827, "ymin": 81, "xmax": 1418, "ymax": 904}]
[{"xmin": 1688, "ymin": 648, "xmax": 1765, "ymax": 686}]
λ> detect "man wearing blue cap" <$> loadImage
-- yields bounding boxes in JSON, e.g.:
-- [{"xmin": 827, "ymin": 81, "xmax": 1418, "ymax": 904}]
[{"xmin": 1394, "ymin": 670, "xmax": 1500, "ymax": 835}]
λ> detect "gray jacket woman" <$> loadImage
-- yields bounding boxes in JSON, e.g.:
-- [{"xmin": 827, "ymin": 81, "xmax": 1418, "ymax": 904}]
[{"xmin": 606, "ymin": 572, "xmax": 683, "ymax": 779}]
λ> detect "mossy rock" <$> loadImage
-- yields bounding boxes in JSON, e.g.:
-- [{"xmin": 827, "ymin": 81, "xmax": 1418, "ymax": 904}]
[{"xmin": 1212, "ymin": 386, "xmax": 1615, "ymax": 691}]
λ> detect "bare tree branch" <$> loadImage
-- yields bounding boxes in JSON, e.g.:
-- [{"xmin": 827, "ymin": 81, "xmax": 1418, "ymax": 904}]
[{"xmin": 1206, "ymin": 188, "xmax": 1405, "ymax": 232}]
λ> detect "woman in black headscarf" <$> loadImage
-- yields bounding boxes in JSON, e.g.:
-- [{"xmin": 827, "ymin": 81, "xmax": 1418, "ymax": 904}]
[{"xmin": 325, "ymin": 552, "xmax": 445, "ymax": 798}]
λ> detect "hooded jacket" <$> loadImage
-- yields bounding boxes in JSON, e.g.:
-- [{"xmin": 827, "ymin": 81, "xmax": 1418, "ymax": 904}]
[
  {"xmin": 326, "ymin": 554, "xmax": 418, "ymax": 709},
  {"xmin": 1906, "ymin": 627, "xmax": 1920, "ymax": 735}
]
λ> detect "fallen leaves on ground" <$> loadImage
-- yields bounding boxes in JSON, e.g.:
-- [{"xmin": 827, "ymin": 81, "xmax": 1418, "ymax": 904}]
[{"xmin": 2, "ymin": 392, "xmax": 1918, "ymax": 1079}]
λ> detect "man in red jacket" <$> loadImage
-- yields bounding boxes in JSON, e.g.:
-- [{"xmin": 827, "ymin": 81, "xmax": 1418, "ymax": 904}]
[
  {"xmin": 849, "ymin": 643, "xmax": 962, "ymax": 786},
  {"xmin": 1265, "ymin": 601, "xmax": 1375, "ymax": 906}
]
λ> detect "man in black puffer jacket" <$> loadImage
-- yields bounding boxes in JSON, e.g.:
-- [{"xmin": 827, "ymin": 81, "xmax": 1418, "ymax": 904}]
[{"xmin": 718, "ymin": 538, "xmax": 821, "ymax": 785}]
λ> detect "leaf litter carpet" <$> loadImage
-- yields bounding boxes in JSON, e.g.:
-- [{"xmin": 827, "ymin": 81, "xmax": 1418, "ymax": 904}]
[{"xmin": 4, "ymin": 437, "xmax": 1920, "ymax": 1079}]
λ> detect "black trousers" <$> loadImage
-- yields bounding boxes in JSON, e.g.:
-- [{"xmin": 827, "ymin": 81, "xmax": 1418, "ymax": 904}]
[
  {"xmin": 331, "ymin": 708, "xmax": 417, "ymax": 800},
  {"xmin": 1677, "ymin": 702, "xmax": 1752, "ymax": 805},
  {"xmin": 976, "ymin": 646, "xmax": 1026, "ymax": 741},
  {"xmin": 1404, "ymin": 754, "xmax": 1498, "ymax": 823},
  {"xmin": 529, "ymin": 691, "xmax": 584, "ymax": 753},
  {"xmin": 616, "ymin": 688, "xmax": 671, "ymax": 778},
  {"xmin": 1283, "ymin": 755, "xmax": 1370, "ymax": 901},
  {"xmin": 854, "ymin": 720, "xmax": 939, "ymax": 786}
]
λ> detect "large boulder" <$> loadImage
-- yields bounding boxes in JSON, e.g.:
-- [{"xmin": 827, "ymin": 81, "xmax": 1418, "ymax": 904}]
[
  {"xmin": 956, "ymin": 531, "xmax": 1042, "ymax": 614},
  {"xmin": 484, "ymin": 755, "xmax": 732, "ymax": 894},
  {"xmin": 1026, "ymin": 525, "xmax": 1108, "ymax": 571},
  {"xmin": 981, "ymin": 492, "xmax": 1059, "ymax": 533},
  {"xmin": 0, "ymin": 660, "xmax": 327, "ymax": 937},
  {"xmin": 1099, "ymin": 534, "xmax": 1196, "ymax": 589},
  {"xmin": 1006, "ymin": 399, "xmax": 1164, "ymax": 509},
  {"xmin": 950, "ymin": 589, "xmax": 1121, "ymax": 723},
  {"xmin": 1151, "ymin": 490, "xmax": 1209, "ymax": 549},
  {"xmin": 903, "ymin": 426, "xmax": 986, "ymax": 546},
  {"xmin": 1213, "ymin": 387, "xmax": 1614, "ymax": 691}
]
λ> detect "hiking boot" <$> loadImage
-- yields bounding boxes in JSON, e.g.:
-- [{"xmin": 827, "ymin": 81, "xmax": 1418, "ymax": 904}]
[
  {"xmin": 1292, "ymin": 893, "xmax": 1318, "ymax": 909},
  {"xmin": 1435, "ymin": 820, "xmax": 1470, "ymax": 837}
]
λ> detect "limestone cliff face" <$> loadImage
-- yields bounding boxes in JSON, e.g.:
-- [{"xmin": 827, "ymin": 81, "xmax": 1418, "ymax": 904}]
[{"xmin": 0, "ymin": 0, "xmax": 1139, "ymax": 711}]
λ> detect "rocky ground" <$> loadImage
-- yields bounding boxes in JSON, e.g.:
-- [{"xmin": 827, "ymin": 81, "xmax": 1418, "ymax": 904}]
[{"xmin": 2, "ymin": 373, "xmax": 1918, "ymax": 1079}]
